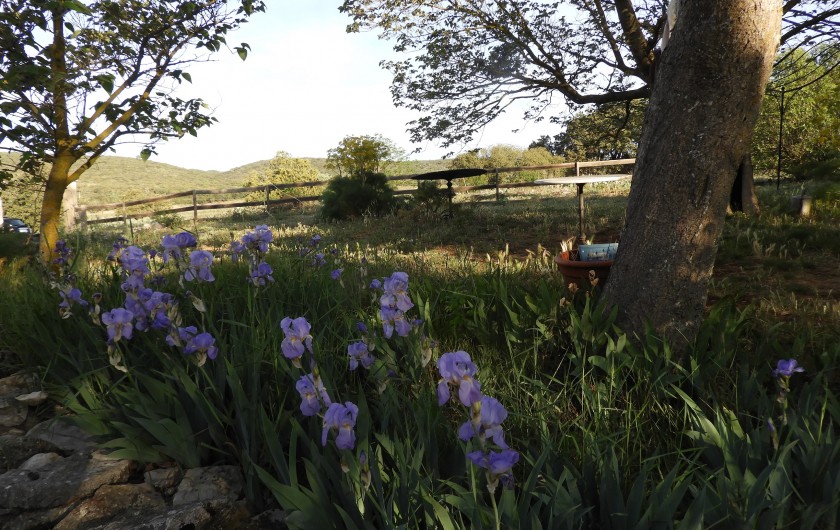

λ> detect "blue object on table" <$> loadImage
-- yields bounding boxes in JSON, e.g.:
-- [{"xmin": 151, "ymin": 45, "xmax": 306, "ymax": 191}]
[{"xmin": 578, "ymin": 243, "xmax": 618, "ymax": 261}]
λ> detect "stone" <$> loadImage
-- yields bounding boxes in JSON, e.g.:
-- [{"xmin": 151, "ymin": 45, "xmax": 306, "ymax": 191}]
[
  {"xmin": 0, "ymin": 399, "xmax": 28, "ymax": 428},
  {"xmin": 0, "ymin": 452, "xmax": 131, "ymax": 510},
  {"xmin": 25, "ymin": 418, "xmax": 98, "ymax": 454},
  {"xmin": 0, "ymin": 434, "xmax": 56, "ymax": 472},
  {"xmin": 54, "ymin": 482, "xmax": 166, "ymax": 530},
  {"xmin": 0, "ymin": 372, "xmax": 39, "ymax": 397},
  {"xmin": 145, "ymin": 467, "xmax": 183, "ymax": 495},
  {"xmin": 15, "ymin": 391, "xmax": 48, "ymax": 407},
  {"xmin": 172, "ymin": 465, "xmax": 244, "ymax": 506},
  {"xmin": 19, "ymin": 452, "xmax": 62, "ymax": 471}
]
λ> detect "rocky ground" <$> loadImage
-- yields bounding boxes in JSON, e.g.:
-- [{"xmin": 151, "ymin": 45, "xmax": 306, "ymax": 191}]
[{"xmin": 0, "ymin": 371, "xmax": 286, "ymax": 530}]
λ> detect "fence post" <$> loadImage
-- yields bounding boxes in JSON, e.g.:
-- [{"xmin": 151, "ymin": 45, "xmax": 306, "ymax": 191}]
[
  {"xmin": 62, "ymin": 181, "xmax": 78, "ymax": 231},
  {"xmin": 79, "ymin": 207, "xmax": 88, "ymax": 231},
  {"xmin": 575, "ymin": 161, "xmax": 580, "ymax": 178},
  {"xmin": 495, "ymin": 169, "xmax": 500, "ymax": 201},
  {"xmin": 192, "ymin": 190, "xmax": 198, "ymax": 230},
  {"xmin": 265, "ymin": 186, "xmax": 270, "ymax": 212}
]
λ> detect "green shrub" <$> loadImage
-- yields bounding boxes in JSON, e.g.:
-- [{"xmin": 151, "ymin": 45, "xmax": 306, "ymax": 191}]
[
  {"xmin": 411, "ymin": 180, "xmax": 450, "ymax": 215},
  {"xmin": 319, "ymin": 171, "xmax": 395, "ymax": 221},
  {"xmin": 243, "ymin": 151, "xmax": 325, "ymax": 203}
]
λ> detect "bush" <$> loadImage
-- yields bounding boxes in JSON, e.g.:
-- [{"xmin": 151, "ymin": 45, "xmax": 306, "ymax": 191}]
[
  {"xmin": 243, "ymin": 152, "xmax": 324, "ymax": 203},
  {"xmin": 319, "ymin": 171, "xmax": 395, "ymax": 221}
]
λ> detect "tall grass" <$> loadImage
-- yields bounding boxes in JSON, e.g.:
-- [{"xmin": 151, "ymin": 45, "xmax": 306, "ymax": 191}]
[
  {"xmin": 1, "ymin": 215, "xmax": 838, "ymax": 528},
  {"xmin": 1, "ymin": 175, "xmax": 838, "ymax": 527}
]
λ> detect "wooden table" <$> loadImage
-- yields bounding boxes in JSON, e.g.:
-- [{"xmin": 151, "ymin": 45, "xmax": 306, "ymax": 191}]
[{"xmin": 534, "ymin": 174, "xmax": 631, "ymax": 243}]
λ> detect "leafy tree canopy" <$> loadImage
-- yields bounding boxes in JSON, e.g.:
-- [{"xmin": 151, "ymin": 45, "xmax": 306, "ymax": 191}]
[
  {"xmin": 326, "ymin": 134, "xmax": 404, "ymax": 177},
  {"xmin": 340, "ymin": 0, "xmax": 840, "ymax": 151},
  {"xmin": 0, "ymin": 0, "xmax": 265, "ymax": 262},
  {"xmin": 532, "ymin": 100, "xmax": 645, "ymax": 161},
  {"xmin": 243, "ymin": 151, "xmax": 324, "ymax": 199},
  {"xmin": 753, "ymin": 45, "xmax": 840, "ymax": 172}
]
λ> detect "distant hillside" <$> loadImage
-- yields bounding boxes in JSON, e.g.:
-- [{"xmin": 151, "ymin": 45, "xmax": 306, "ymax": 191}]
[{"xmin": 1, "ymin": 153, "xmax": 451, "ymax": 215}]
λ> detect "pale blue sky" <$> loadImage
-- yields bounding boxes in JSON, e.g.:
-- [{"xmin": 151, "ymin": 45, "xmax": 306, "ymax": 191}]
[{"xmin": 116, "ymin": 1, "xmax": 564, "ymax": 171}]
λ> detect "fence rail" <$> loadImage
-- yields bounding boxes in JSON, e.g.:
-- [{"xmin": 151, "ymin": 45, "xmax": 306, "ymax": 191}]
[{"xmin": 73, "ymin": 159, "xmax": 635, "ymax": 228}]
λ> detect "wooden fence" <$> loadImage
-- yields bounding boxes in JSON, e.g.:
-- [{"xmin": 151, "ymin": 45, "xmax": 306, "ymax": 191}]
[{"xmin": 71, "ymin": 158, "xmax": 635, "ymax": 229}]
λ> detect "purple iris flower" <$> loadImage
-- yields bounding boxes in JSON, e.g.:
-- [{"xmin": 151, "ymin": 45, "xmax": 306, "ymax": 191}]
[
  {"xmin": 120, "ymin": 246, "xmax": 150, "ymax": 275},
  {"xmin": 124, "ymin": 296, "xmax": 149, "ymax": 331},
  {"xmin": 102, "ymin": 308, "xmax": 134, "ymax": 342},
  {"xmin": 380, "ymin": 271, "xmax": 414, "ymax": 312},
  {"xmin": 356, "ymin": 321, "xmax": 368, "ymax": 334},
  {"xmin": 229, "ymin": 240, "xmax": 246, "ymax": 262},
  {"xmin": 369, "ymin": 279, "xmax": 382, "ymax": 290},
  {"xmin": 143, "ymin": 291, "xmax": 174, "ymax": 330},
  {"xmin": 348, "ymin": 341, "xmax": 375, "ymax": 370},
  {"xmin": 380, "ymin": 306, "xmax": 412, "ymax": 339},
  {"xmin": 311, "ymin": 252, "xmax": 326, "ymax": 267},
  {"xmin": 331, "ymin": 268, "xmax": 343, "ymax": 280},
  {"xmin": 458, "ymin": 396, "xmax": 509, "ymax": 449},
  {"xmin": 183, "ymin": 250, "xmax": 214, "ymax": 282},
  {"xmin": 280, "ymin": 316, "xmax": 313, "ymax": 367},
  {"xmin": 310, "ymin": 234, "xmax": 321, "ymax": 246},
  {"xmin": 184, "ymin": 331, "xmax": 219, "ymax": 360},
  {"xmin": 295, "ymin": 373, "xmax": 332, "ymax": 416},
  {"xmin": 322, "ymin": 402, "xmax": 359, "ymax": 450},
  {"xmin": 250, "ymin": 261, "xmax": 275, "ymax": 286},
  {"xmin": 161, "ymin": 232, "xmax": 197, "ymax": 263},
  {"xmin": 106, "ymin": 237, "xmax": 128, "ymax": 261},
  {"xmin": 167, "ymin": 325, "xmax": 198, "ymax": 348},
  {"xmin": 773, "ymin": 359, "xmax": 805, "ymax": 378},
  {"xmin": 437, "ymin": 351, "xmax": 482, "ymax": 407},
  {"xmin": 241, "ymin": 225, "xmax": 273, "ymax": 254},
  {"xmin": 58, "ymin": 287, "xmax": 88, "ymax": 313},
  {"xmin": 466, "ymin": 449, "xmax": 520, "ymax": 476},
  {"xmin": 119, "ymin": 246, "xmax": 150, "ymax": 290}
]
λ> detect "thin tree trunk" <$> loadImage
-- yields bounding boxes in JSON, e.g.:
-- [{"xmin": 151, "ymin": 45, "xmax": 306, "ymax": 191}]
[
  {"xmin": 39, "ymin": 157, "xmax": 72, "ymax": 265},
  {"xmin": 600, "ymin": 0, "xmax": 781, "ymax": 352}
]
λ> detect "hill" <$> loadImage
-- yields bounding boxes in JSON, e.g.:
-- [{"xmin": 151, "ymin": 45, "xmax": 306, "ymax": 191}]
[{"xmin": 0, "ymin": 154, "xmax": 451, "ymax": 220}]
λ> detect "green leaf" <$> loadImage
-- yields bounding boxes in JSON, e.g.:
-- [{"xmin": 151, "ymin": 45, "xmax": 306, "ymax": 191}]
[
  {"xmin": 63, "ymin": 0, "xmax": 92, "ymax": 15},
  {"xmin": 182, "ymin": 72, "xmax": 192, "ymax": 83},
  {"xmin": 140, "ymin": 148, "xmax": 152, "ymax": 161},
  {"xmin": 95, "ymin": 74, "xmax": 114, "ymax": 94}
]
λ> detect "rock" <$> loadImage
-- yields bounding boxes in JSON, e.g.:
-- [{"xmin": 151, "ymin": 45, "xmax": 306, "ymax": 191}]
[
  {"xmin": 0, "ymin": 434, "xmax": 56, "ymax": 472},
  {"xmin": 0, "ymin": 399, "xmax": 28, "ymax": 428},
  {"xmin": 172, "ymin": 465, "xmax": 244, "ymax": 506},
  {"xmin": 54, "ymin": 482, "xmax": 166, "ymax": 530},
  {"xmin": 19, "ymin": 452, "xmax": 62, "ymax": 471},
  {"xmin": 0, "ymin": 372, "xmax": 39, "ymax": 397},
  {"xmin": 15, "ymin": 391, "xmax": 48, "ymax": 407},
  {"xmin": 25, "ymin": 418, "xmax": 98, "ymax": 454},
  {"xmin": 145, "ymin": 467, "xmax": 183, "ymax": 496},
  {"xmin": 0, "ymin": 452, "xmax": 131, "ymax": 510}
]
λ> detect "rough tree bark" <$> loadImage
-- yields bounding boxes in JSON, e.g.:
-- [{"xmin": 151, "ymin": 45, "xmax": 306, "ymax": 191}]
[{"xmin": 600, "ymin": 0, "xmax": 781, "ymax": 351}]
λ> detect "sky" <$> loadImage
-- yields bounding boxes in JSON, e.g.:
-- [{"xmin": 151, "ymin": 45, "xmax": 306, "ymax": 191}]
[{"xmin": 113, "ymin": 2, "xmax": 565, "ymax": 171}]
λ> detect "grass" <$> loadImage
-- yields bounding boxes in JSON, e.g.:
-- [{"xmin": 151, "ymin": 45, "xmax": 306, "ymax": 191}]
[{"xmin": 0, "ymin": 173, "xmax": 838, "ymax": 528}]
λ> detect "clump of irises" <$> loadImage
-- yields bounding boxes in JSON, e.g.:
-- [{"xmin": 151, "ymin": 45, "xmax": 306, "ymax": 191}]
[
  {"xmin": 230, "ymin": 224, "xmax": 275, "ymax": 287},
  {"xmin": 52, "ymin": 231, "xmax": 219, "ymax": 371},
  {"xmin": 281, "ymin": 315, "xmax": 360, "ymax": 456},
  {"xmin": 53, "ymin": 227, "xmax": 518, "ymax": 500},
  {"xmin": 437, "ymin": 350, "xmax": 519, "ymax": 493}
]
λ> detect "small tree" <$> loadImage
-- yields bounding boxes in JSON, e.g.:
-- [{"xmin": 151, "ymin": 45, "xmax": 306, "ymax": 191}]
[
  {"xmin": 0, "ymin": 0, "xmax": 265, "ymax": 264},
  {"xmin": 326, "ymin": 134, "xmax": 403, "ymax": 177},
  {"xmin": 243, "ymin": 151, "xmax": 323, "ymax": 203}
]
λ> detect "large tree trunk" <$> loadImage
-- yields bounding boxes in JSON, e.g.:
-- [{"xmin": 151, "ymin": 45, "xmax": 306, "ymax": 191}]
[{"xmin": 600, "ymin": 0, "xmax": 780, "ymax": 351}]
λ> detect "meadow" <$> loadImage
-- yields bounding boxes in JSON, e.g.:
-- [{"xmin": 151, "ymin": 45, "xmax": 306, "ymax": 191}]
[{"xmin": 0, "ymin": 174, "xmax": 838, "ymax": 529}]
